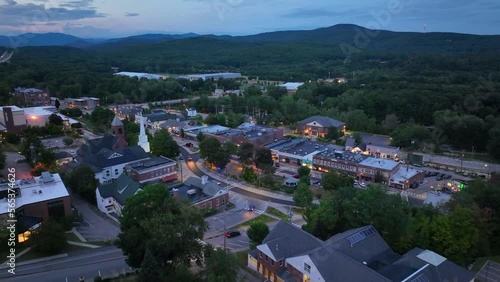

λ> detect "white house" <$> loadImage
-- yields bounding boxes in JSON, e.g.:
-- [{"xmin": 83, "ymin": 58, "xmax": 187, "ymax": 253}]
[
  {"xmin": 96, "ymin": 174, "xmax": 142, "ymax": 216},
  {"xmin": 186, "ymin": 108, "xmax": 197, "ymax": 117}
]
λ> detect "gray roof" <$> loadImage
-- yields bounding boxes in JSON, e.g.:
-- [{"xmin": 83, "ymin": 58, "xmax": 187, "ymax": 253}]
[
  {"xmin": 76, "ymin": 146, "xmax": 149, "ymax": 170},
  {"xmin": 346, "ymin": 137, "xmax": 356, "ymax": 147},
  {"xmin": 297, "ymin": 116, "xmax": 345, "ymax": 128},
  {"xmin": 54, "ymin": 151, "xmax": 72, "ymax": 159},
  {"xmin": 77, "ymin": 134, "xmax": 119, "ymax": 156},
  {"xmin": 97, "ymin": 174, "xmax": 141, "ymax": 206},
  {"xmin": 261, "ymin": 220, "xmax": 323, "ymax": 261},
  {"xmin": 144, "ymin": 113, "xmax": 178, "ymax": 123},
  {"xmin": 111, "ymin": 116, "xmax": 123, "ymax": 126},
  {"xmin": 183, "ymin": 177, "xmax": 223, "ymax": 196},
  {"xmin": 160, "ymin": 119, "xmax": 189, "ymax": 129}
]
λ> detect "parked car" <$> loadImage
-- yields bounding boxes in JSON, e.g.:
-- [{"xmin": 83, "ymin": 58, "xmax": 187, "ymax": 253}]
[
  {"xmin": 187, "ymin": 156, "xmax": 193, "ymax": 161},
  {"xmin": 225, "ymin": 230, "xmax": 241, "ymax": 238},
  {"xmin": 359, "ymin": 182, "xmax": 367, "ymax": 188},
  {"xmin": 274, "ymin": 162, "xmax": 280, "ymax": 167},
  {"xmin": 292, "ymin": 174, "xmax": 300, "ymax": 179},
  {"xmin": 444, "ymin": 174, "xmax": 452, "ymax": 179},
  {"xmin": 246, "ymin": 202, "xmax": 256, "ymax": 211},
  {"xmin": 178, "ymin": 155, "xmax": 184, "ymax": 160},
  {"xmin": 409, "ymin": 181, "xmax": 419, "ymax": 189},
  {"xmin": 430, "ymin": 172, "xmax": 439, "ymax": 177},
  {"xmin": 185, "ymin": 142, "xmax": 193, "ymax": 147},
  {"xmin": 354, "ymin": 180, "xmax": 359, "ymax": 186}
]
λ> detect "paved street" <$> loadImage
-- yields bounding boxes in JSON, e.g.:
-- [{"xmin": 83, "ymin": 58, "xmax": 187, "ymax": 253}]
[
  {"xmin": 0, "ymin": 152, "xmax": 32, "ymax": 180},
  {"xmin": 71, "ymin": 194, "xmax": 120, "ymax": 242},
  {"xmin": 0, "ymin": 247, "xmax": 130, "ymax": 282}
]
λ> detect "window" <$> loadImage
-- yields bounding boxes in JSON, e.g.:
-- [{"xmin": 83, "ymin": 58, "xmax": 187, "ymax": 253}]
[
  {"xmin": 304, "ymin": 262, "xmax": 311, "ymax": 273},
  {"xmin": 265, "ymin": 255, "xmax": 268, "ymax": 261},
  {"xmin": 271, "ymin": 260, "xmax": 274, "ymax": 266},
  {"xmin": 280, "ymin": 260, "xmax": 283, "ymax": 267},
  {"xmin": 207, "ymin": 202, "xmax": 212, "ymax": 209},
  {"xmin": 114, "ymin": 169, "xmax": 119, "ymax": 175},
  {"xmin": 216, "ymin": 198, "xmax": 220, "ymax": 207},
  {"xmin": 106, "ymin": 170, "xmax": 110, "ymax": 177},
  {"xmin": 259, "ymin": 252, "xmax": 263, "ymax": 258}
]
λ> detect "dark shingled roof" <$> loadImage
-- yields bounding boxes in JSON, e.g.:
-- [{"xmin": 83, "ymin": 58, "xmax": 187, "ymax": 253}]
[
  {"xmin": 97, "ymin": 174, "xmax": 142, "ymax": 206},
  {"xmin": 77, "ymin": 134, "xmax": 119, "ymax": 157},
  {"xmin": 297, "ymin": 116, "xmax": 345, "ymax": 128},
  {"xmin": 76, "ymin": 145, "xmax": 149, "ymax": 170}
]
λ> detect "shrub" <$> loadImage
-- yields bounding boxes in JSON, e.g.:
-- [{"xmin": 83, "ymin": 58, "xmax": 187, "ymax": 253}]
[{"xmin": 62, "ymin": 137, "xmax": 74, "ymax": 146}]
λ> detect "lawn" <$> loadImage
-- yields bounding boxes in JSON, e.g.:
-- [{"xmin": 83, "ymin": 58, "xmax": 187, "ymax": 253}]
[
  {"xmin": 65, "ymin": 232, "xmax": 84, "ymax": 243},
  {"xmin": 235, "ymin": 214, "xmax": 276, "ymax": 228},
  {"xmin": 265, "ymin": 207, "xmax": 290, "ymax": 221},
  {"xmin": 471, "ymin": 256, "xmax": 500, "ymax": 273},
  {"xmin": 17, "ymin": 244, "xmax": 89, "ymax": 262}
]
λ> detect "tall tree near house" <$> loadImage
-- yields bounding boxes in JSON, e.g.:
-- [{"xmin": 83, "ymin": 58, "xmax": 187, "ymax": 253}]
[
  {"xmin": 196, "ymin": 131, "xmax": 205, "ymax": 142},
  {"xmin": 48, "ymin": 113, "xmax": 63, "ymax": 126},
  {"xmin": 116, "ymin": 184, "xmax": 208, "ymax": 277},
  {"xmin": 237, "ymin": 142, "xmax": 254, "ymax": 165},
  {"xmin": 293, "ymin": 182, "xmax": 313, "ymax": 208},
  {"xmin": 150, "ymin": 128, "xmax": 180, "ymax": 158},
  {"xmin": 222, "ymin": 142, "xmax": 237, "ymax": 156},
  {"xmin": 205, "ymin": 249, "xmax": 239, "ymax": 282},
  {"xmin": 199, "ymin": 137, "xmax": 222, "ymax": 167},
  {"xmin": 254, "ymin": 147, "xmax": 274, "ymax": 172},
  {"xmin": 325, "ymin": 127, "xmax": 341, "ymax": 141},
  {"xmin": 321, "ymin": 171, "xmax": 354, "ymax": 191},
  {"xmin": 30, "ymin": 220, "xmax": 68, "ymax": 255},
  {"xmin": 54, "ymin": 98, "xmax": 60, "ymax": 109},
  {"xmin": 64, "ymin": 166, "xmax": 99, "ymax": 202},
  {"xmin": 247, "ymin": 221, "xmax": 270, "ymax": 248}
]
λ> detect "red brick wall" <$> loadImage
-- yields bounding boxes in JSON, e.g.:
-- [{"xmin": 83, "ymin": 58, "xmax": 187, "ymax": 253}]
[
  {"xmin": 132, "ymin": 165, "xmax": 177, "ymax": 182},
  {"xmin": 256, "ymin": 250, "xmax": 286, "ymax": 282},
  {"xmin": 21, "ymin": 196, "xmax": 71, "ymax": 222},
  {"xmin": 286, "ymin": 263, "xmax": 304, "ymax": 282},
  {"xmin": 193, "ymin": 193, "xmax": 229, "ymax": 210}
]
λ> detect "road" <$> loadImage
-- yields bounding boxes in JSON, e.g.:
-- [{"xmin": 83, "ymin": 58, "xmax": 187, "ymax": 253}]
[
  {"xmin": 0, "ymin": 51, "xmax": 13, "ymax": 63},
  {"xmin": 0, "ymin": 152, "xmax": 32, "ymax": 180},
  {"xmin": 0, "ymin": 247, "xmax": 130, "ymax": 282}
]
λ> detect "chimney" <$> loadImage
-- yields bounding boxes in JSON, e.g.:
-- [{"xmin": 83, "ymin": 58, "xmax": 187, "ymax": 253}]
[
  {"xmin": 276, "ymin": 244, "xmax": 279, "ymax": 251},
  {"xmin": 201, "ymin": 175, "xmax": 208, "ymax": 185},
  {"xmin": 172, "ymin": 188, "xmax": 180, "ymax": 201}
]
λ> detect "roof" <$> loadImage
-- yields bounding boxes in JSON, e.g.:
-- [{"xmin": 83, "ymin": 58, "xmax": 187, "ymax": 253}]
[
  {"xmin": 173, "ymin": 176, "xmax": 226, "ymax": 205},
  {"xmin": 358, "ymin": 157, "xmax": 400, "ymax": 171},
  {"xmin": 111, "ymin": 116, "xmax": 123, "ymax": 126},
  {"xmin": 143, "ymin": 113, "xmax": 177, "ymax": 123},
  {"xmin": 183, "ymin": 176, "xmax": 223, "ymax": 196},
  {"xmin": 278, "ymin": 82, "xmax": 304, "ymax": 90},
  {"xmin": 297, "ymin": 116, "xmax": 345, "ymax": 128},
  {"xmin": 0, "ymin": 173, "xmax": 69, "ymax": 215},
  {"xmin": 259, "ymin": 220, "xmax": 323, "ymax": 261},
  {"xmin": 76, "ymin": 145, "xmax": 149, "ymax": 170},
  {"xmin": 126, "ymin": 156, "xmax": 176, "ymax": 172},
  {"xmin": 114, "ymin": 71, "xmax": 165, "ymax": 80},
  {"xmin": 390, "ymin": 168, "xmax": 421, "ymax": 183},
  {"xmin": 346, "ymin": 137, "xmax": 356, "ymax": 147},
  {"xmin": 161, "ymin": 119, "xmax": 189, "ymax": 129},
  {"xmin": 77, "ymin": 134, "xmax": 119, "ymax": 156},
  {"xmin": 54, "ymin": 151, "xmax": 72, "ymax": 159},
  {"xmin": 97, "ymin": 174, "xmax": 142, "ymax": 206}
]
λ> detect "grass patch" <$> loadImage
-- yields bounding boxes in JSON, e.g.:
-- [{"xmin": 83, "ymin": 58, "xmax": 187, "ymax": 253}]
[
  {"xmin": 292, "ymin": 207, "xmax": 306, "ymax": 215},
  {"xmin": 17, "ymin": 244, "xmax": 89, "ymax": 262},
  {"xmin": 234, "ymin": 251, "xmax": 249, "ymax": 267},
  {"xmin": 235, "ymin": 214, "xmax": 276, "ymax": 228},
  {"xmin": 472, "ymin": 256, "xmax": 500, "ymax": 273},
  {"xmin": 65, "ymin": 232, "xmax": 84, "ymax": 243},
  {"xmin": 2, "ymin": 142, "xmax": 20, "ymax": 153},
  {"xmin": 265, "ymin": 207, "xmax": 290, "ymax": 221},
  {"xmin": 88, "ymin": 240, "xmax": 115, "ymax": 247}
]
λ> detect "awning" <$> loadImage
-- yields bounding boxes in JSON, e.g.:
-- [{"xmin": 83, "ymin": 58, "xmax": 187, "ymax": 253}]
[{"xmin": 161, "ymin": 174, "xmax": 177, "ymax": 182}]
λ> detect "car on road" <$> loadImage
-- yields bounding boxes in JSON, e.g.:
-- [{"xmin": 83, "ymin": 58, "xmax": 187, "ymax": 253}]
[
  {"xmin": 444, "ymin": 174, "xmax": 452, "ymax": 179},
  {"xmin": 178, "ymin": 155, "xmax": 184, "ymax": 160},
  {"xmin": 187, "ymin": 156, "xmax": 193, "ymax": 161},
  {"xmin": 359, "ymin": 182, "xmax": 367, "ymax": 188},
  {"xmin": 246, "ymin": 202, "xmax": 256, "ymax": 211},
  {"xmin": 292, "ymin": 174, "xmax": 300, "ymax": 179},
  {"xmin": 225, "ymin": 230, "xmax": 241, "ymax": 238},
  {"xmin": 185, "ymin": 142, "xmax": 193, "ymax": 147}
]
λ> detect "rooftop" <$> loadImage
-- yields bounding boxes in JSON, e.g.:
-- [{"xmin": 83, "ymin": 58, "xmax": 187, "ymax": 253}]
[
  {"xmin": 14, "ymin": 87, "xmax": 47, "ymax": 93},
  {"xmin": 359, "ymin": 158, "xmax": 400, "ymax": 171},
  {"xmin": 172, "ymin": 176, "xmax": 227, "ymax": 204},
  {"xmin": 0, "ymin": 173, "xmax": 69, "ymax": 214},
  {"xmin": 126, "ymin": 156, "xmax": 176, "ymax": 172},
  {"xmin": 298, "ymin": 115, "xmax": 345, "ymax": 128},
  {"xmin": 316, "ymin": 149, "xmax": 368, "ymax": 163},
  {"xmin": 390, "ymin": 167, "xmax": 421, "ymax": 183},
  {"xmin": 97, "ymin": 174, "xmax": 142, "ymax": 206},
  {"xmin": 280, "ymin": 139, "xmax": 330, "ymax": 157},
  {"xmin": 278, "ymin": 82, "xmax": 304, "ymax": 90},
  {"xmin": 114, "ymin": 71, "xmax": 165, "ymax": 80},
  {"xmin": 205, "ymin": 123, "xmax": 281, "ymax": 141}
]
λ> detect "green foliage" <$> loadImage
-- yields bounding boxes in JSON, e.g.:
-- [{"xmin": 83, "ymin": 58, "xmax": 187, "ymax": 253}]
[
  {"xmin": 150, "ymin": 129, "xmax": 179, "ymax": 158},
  {"xmin": 205, "ymin": 249, "xmax": 239, "ymax": 282},
  {"xmin": 60, "ymin": 108, "xmax": 82, "ymax": 118},
  {"xmin": 0, "ymin": 147, "xmax": 5, "ymax": 170},
  {"xmin": 62, "ymin": 137, "xmax": 74, "ymax": 146},
  {"xmin": 2, "ymin": 131, "xmax": 21, "ymax": 144},
  {"xmin": 48, "ymin": 113, "xmax": 63, "ymax": 126},
  {"xmin": 90, "ymin": 107, "xmax": 116, "ymax": 133},
  {"xmin": 321, "ymin": 171, "xmax": 354, "ymax": 191},
  {"xmin": 236, "ymin": 142, "xmax": 254, "ymax": 165},
  {"xmin": 64, "ymin": 166, "xmax": 99, "ymax": 202},
  {"xmin": 222, "ymin": 142, "xmax": 237, "ymax": 155},
  {"xmin": 325, "ymin": 126, "xmax": 342, "ymax": 141},
  {"xmin": 241, "ymin": 166, "xmax": 257, "ymax": 183},
  {"xmin": 30, "ymin": 220, "xmax": 68, "ymax": 255},
  {"xmin": 116, "ymin": 184, "xmax": 208, "ymax": 272},
  {"xmin": 196, "ymin": 132, "xmax": 205, "ymax": 142},
  {"xmin": 199, "ymin": 137, "xmax": 231, "ymax": 169},
  {"xmin": 254, "ymin": 148, "xmax": 274, "ymax": 172},
  {"xmin": 297, "ymin": 166, "xmax": 311, "ymax": 178},
  {"xmin": 293, "ymin": 182, "xmax": 313, "ymax": 208},
  {"xmin": 247, "ymin": 221, "xmax": 270, "ymax": 247}
]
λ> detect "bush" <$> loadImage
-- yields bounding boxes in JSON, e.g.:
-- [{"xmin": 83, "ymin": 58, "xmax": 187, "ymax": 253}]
[
  {"xmin": 284, "ymin": 187, "xmax": 295, "ymax": 194},
  {"xmin": 204, "ymin": 208, "xmax": 218, "ymax": 217},
  {"xmin": 62, "ymin": 137, "xmax": 74, "ymax": 146}
]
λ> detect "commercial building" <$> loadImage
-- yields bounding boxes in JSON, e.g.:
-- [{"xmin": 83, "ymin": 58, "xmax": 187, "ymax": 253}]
[
  {"xmin": 278, "ymin": 82, "xmax": 304, "ymax": 92},
  {"xmin": 136, "ymin": 112, "xmax": 179, "ymax": 130},
  {"xmin": 96, "ymin": 174, "xmax": 142, "ymax": 216},
  {"xmin": 110, "ymin": 104, "xmax": 143, "ymax": 119},
  {"xmin": 200, "ymin": 123, "xmax": 284, "ymax": 147},
  {"xmin": 0, "ymin": 106, "xmax": 27, "ymax": 132},
  {"xmin": 125, "ymin": 156, "xmax": 177, "ymax": 184},
  {"xmin": 249, "ymin": 221, "xmax": 474, "ymax": 282},
  {"xmin": 178, "ymin": 72, "xmax": 241, "ymax": 81},
  {"xmin": 0, "ymin": 105, "xmax": 79, "ymax": 132},
  {"xmin": 265, "ymin": 138, "xmax": 332, "ymax": 167},
  {"xmin": 296, "ymin": 116, "xmax": 346, "ymax": 138},
  {"xmin": 171, "ymin": 176, "xmax": 228, "ymax": 210},
  {"xmin": 14, "ymin": 87, "xmax": 50, "ymax": 106},
  {"xmin": 0, "ymin": 172, "xmax": 71, "ymax": 243},
  {"xmin": 114, "ymin": 72, "xmax": 167, "ymax": 80}
]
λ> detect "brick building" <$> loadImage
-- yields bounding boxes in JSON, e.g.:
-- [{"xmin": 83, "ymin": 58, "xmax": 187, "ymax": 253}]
[
  {"xmin": 204, "ymin": 123, "xmax": 284, "ymax": 147},
  {"xmin": 125, "ymin": 156, "xmax": 178, "ymax": 184},
  {"xmin": 0, "ymin": 172, "xmax": 71, "ymax": 243},
  {"xmin": 14, "ymin": 87, "xmax": 50, "ymax": 106},
  {"xmin": 296, "ymin": 116, "xmax": 345, "ymax": 138},
  {"xmin": 248, "ymin": 221, "xmax": 475, "ymax": 282},
  {"xmin": 171, "ymin": 176, "xmax": 228, "ymax": 210}
]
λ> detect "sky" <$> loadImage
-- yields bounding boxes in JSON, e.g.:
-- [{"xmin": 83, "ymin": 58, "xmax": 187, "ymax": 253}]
[{"xmin": 0, "ymin": 0, "xmax": 499, "ymax": 38}]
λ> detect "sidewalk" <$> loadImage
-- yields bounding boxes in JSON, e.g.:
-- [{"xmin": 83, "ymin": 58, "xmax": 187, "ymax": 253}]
[{"xmin": 196, "ymin": 160, "xmax": 294, "ymax": 203}]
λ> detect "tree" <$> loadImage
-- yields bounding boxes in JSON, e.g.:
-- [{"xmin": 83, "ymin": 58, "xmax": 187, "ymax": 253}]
[
  {"xmin": 54, "ymin": 98, "xmax": 60, "ymax": 109},
  {"xmin": 30, "ymin": 220, "xmax": 68, "ymax": 255},
  {"xmin": 293, "ymin": 182, "xmax": 313, "ymax": 208},
  {"xmin": 150, "ymin": 129, "xmax": 180, "ymax": 158},
  {"xmin": 241, "ymin": 166, "xmax": 257, "ymax": 183},
  {"xmin": 48, "ymin": 113, "xmax": 63, "ymax": 126},
  {"xmin": 116, "ymin": 184, "xmax": 208, "ymax": 275},
  {"xmin": 298, "ymin": 166, "xmax": 311, "ymax": 178},
  {"xmin": 325, "ymin": 127, "xmax": 341, "ymax": 141},
  {"xmin": 139, "ymin": 247, "xmax": 163, "ymax": 282},
  {"xmin": 247, "ymin": 221, "xmax": 270, "ymax": 247},
  {"xmin": 303, "ymin": 193, "xmax": 339, "ymax": 240},
  {"xmin": 321, "ymin": 171, "xmax": 354, "ymax": 191},
  {"xmin": 180, "ymin": 128, "xmax": 185, "ymax": 138},
  {"xmin": 197, "ymin": 131, "xmax": 205, "ymax": 142},
  {"xmin": 254, "ymin": 148, "xmax": 273, "ymax": 172},
  {"xmin": 222, "ymin": 142, "xmax": 237, "ymax": 156},
  {"xmin": 205, "ymin": 249, "xmax": 239, "ymax": 282},
  {"xmin": 237, "ymin": 142, "xmax": 254, "ymax": 164},
  {"xmin": 64, "ymin": 166, "xmax": 99, "ymax": 202},
  {"xmin": 204, "ymin": 113, "xmax": 217, "ymax": 125},
  {"xmin": 374, "ymin": 171, "xmax": 384, "ymax": 183},
  {"xmin": 0, "ymin": 147, "xmax": 6, "ymax": 170},
  {"xmin": 199, "ymin": 137, "xmax": 222, "ymax": 167}
]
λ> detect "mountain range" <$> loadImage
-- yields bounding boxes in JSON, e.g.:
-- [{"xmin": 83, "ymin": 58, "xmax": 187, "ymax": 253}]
[{"xmin": 1, "ymin": 24, "xmax": 500, "ymax": 53}]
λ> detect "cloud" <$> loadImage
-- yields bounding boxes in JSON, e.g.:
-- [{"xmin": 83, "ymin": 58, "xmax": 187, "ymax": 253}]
[
  {"xmin": 60, "ymin": 0, "xmax": 94, "ymax": 8},
  {"xmin": 125, "ymin": 12, "xmax": 139, "ymax": 17},
  {"xmin": 282, "ymin": 8, "xmax": 348, "ymax": 19},
  {"xmin": 0, "ymin": 0, "xmax": 106, "ymax": 26}
]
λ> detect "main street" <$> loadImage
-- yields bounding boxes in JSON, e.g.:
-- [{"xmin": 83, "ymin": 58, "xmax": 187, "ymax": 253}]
[{"xmin": 0, "ymin": 247, "xmax": 130, "ymax": 282}]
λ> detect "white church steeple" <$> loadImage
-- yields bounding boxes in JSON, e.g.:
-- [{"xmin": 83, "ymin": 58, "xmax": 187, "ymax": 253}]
[{"xmin": 138, "ymin": 113, "xmax": 150, "ymax": 153}]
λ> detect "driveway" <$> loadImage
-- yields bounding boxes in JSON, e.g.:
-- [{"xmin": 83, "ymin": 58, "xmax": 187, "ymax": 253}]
[
  {"xmin": 71, "ymin": 194, "xmax": 120, "ymax": 242},
  {"xmin": 0, "ymin": 152, "xmax": 32, "ymax": 179}
]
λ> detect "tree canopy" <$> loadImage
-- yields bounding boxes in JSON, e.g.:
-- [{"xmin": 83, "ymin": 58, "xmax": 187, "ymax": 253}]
[{"xmin": 150, "ymin": 128, "xmax": 180, "ymax": 158}]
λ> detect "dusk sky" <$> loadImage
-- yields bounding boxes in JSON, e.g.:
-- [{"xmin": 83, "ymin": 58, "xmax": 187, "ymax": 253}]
[{"xmin": 1, "ymin": 0, "xmax": 499, "ymax": 38}]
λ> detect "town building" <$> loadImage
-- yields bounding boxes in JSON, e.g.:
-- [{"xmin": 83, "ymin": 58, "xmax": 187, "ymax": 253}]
[
  {"xmin": 248, "ymin": 221, "xmax": 474, "ymax": 282},
  {"xmin": 110, "ymin": 116, "xmax": 128, "ymax": 148},
  {"xmin": 350, "ymin": 143, "xmax": 400, "ymax": 160},
  {"xmin": 199, "ymin": 123, "xmax": 284, "ymax": 147},
  {"xmin": 125, "ymin": 156, "xmax": 177, "ymax": 184},
  {"xmin": 171, "ymin": 176, "xmax": 228, "ymax": 210},
  {"xmin": 14, "ymin": 87, "xmax": 50, "ymax": 106},
  {"xmin": 178, "ymin": 72, "xmax": 241, "ymax": 81},
  {"xmin": 278, "ymin": 82, "xmax": 304, "ymax": 92},
  {"xmin": 265, "ymin": 138, "xmax": 332, "ymax": 167},
  {"xmin": 110, "ymin": 104, "xmax": 143, "ymax": 119},
  {"xmin": 114, "ymin": 71, "xmax": 167, "ymax": 80},
  {"xmin": 160, "ymin": 118, "xmax": 190, "ymax": 134},
  {"xmin": 65, "ymin": 97, "xmax": 100, "ymax": 110},
  {"xmin": 137, "ymin": 114, "xmax": 150, "ymax": 153},
  {"xmin": 296, "ymin": 116, "xmax": 346, "ymax": 137},
  {"xmin": 95, "ymin": 174, "xmax": 142, "ymax": 216},
  {"xmin": 0, "ymin": 106, "xmax": 27, "ymax": 132},
  {"xmin": 136, "ymin": 112, "xmax": 179, "ymax": 130},
  {"xmin": 185, "ymin": 108, "xmax": 197, "ymax": 117},
  {"xmin": 0, "ymin": 172, "xmax": 71, "ymax": 243},
  {"xmin": 0, "ymin": 105, "xmax": 79, "ymax": 132}
]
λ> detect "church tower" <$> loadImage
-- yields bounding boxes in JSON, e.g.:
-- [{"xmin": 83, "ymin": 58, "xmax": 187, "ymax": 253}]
[
  {"xmin": 137, "ymin": 114, "xmax": 150, "ymax": 153},
  {"xmin": 111, "ymin": 115, "xmax": 128, "ymax": 149}
]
